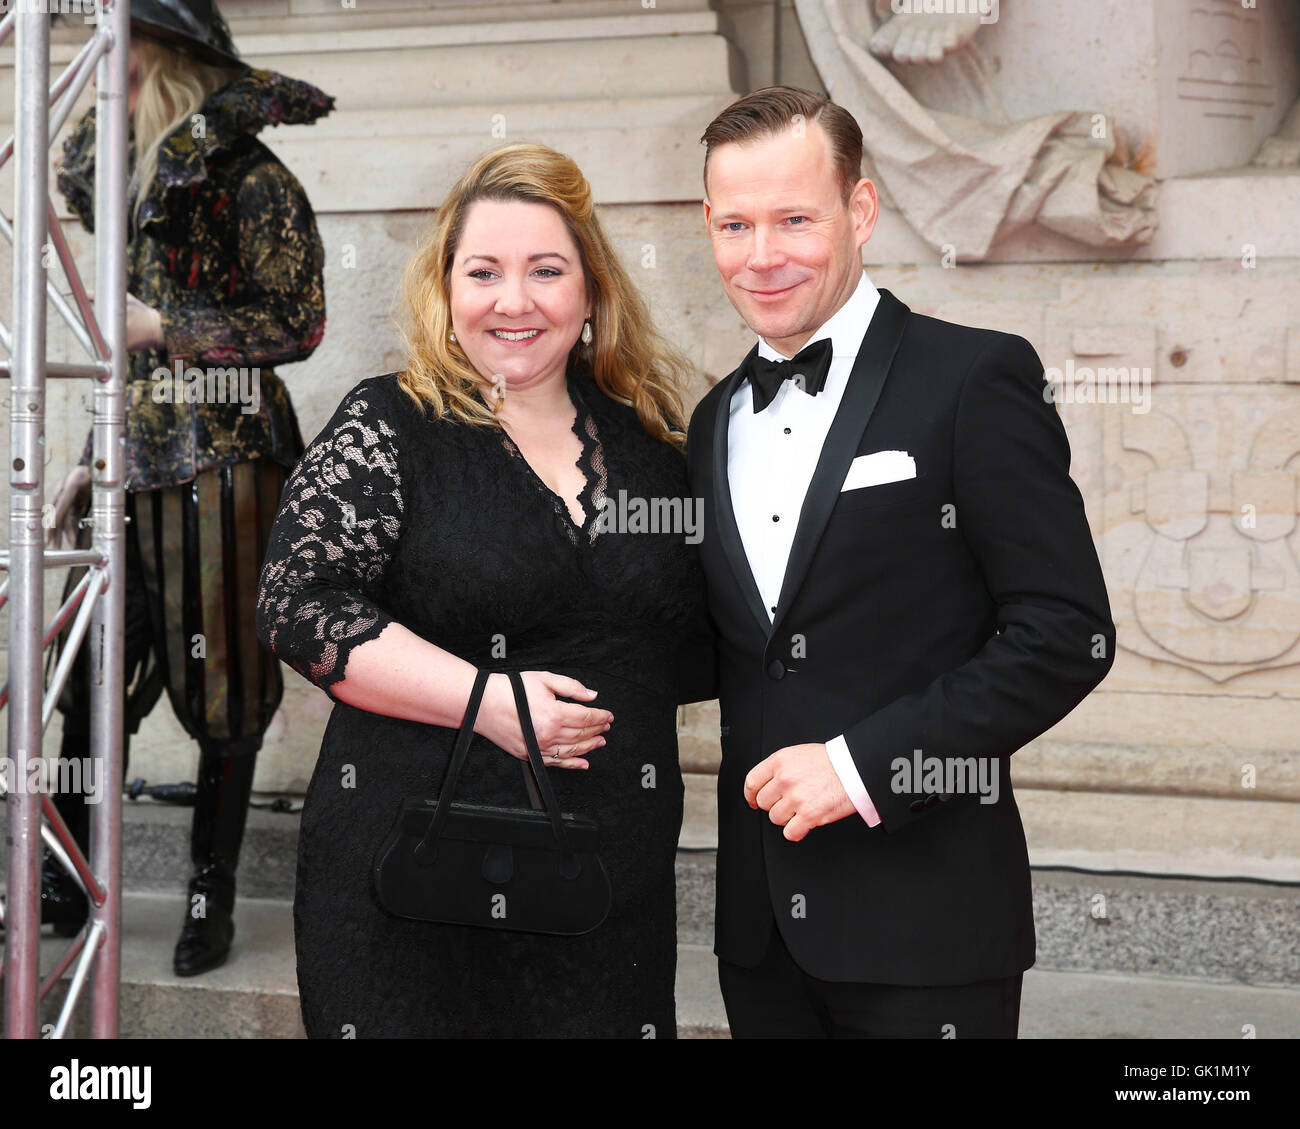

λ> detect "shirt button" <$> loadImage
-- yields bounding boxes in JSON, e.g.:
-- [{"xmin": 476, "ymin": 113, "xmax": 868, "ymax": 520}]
[
  {"xmin": 784, "ymin": 427, "xmax": 791, "ymax": 435},
  {"xmin": 772, "ymin": 514, "xmax": 779, "ymax": 522}
]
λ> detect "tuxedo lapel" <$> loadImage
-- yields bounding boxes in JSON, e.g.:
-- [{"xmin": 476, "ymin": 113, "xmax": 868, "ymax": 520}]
[
  {"xmin": 769, "ymin": 288, "xmax": 910, "ymax": 643},
  {"xmin": 710, "ymin": 342, "xmax": 773, "ymax": 639}
]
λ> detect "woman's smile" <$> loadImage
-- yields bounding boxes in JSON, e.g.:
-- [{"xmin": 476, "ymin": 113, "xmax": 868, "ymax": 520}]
[{"xmin": 489, "ymin": 327, "xmax": 545, "ymax": 346}]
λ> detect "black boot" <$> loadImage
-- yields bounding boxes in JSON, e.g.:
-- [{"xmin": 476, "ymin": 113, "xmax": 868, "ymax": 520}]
[
  {"xmin": 39, "ymin": 847, "xmax": 89, "ymax": 938},
  {"xmin": 173, "ymin": 739, "xmax": 258, "ymax": 977},
  {"xmin": 0, "ymin": 846, "xmax": 87, "ymax": 939},
  {"xmin": 45, "ymin": 754, "xmax": 92, "ymax": 936},
  {"xmin": 0, "ymin": 737, "xmax": 92, "ymax": 939}
]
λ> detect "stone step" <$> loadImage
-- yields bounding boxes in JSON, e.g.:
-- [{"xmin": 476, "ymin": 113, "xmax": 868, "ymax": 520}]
[
  {"xmin": 13, "ymin": 892, "xmax": 302, "ymax": 1039},
  {"xmin": 4, "ymin": 797, "xmax": 1297, "ymax": 986},
  {"xmin": 13, "ymin": 891, "xmax": 1300, "ymax": 1039},
  {"xmin": 678, "ymin": 852, "xmax": 1300, "ymax": 986}
]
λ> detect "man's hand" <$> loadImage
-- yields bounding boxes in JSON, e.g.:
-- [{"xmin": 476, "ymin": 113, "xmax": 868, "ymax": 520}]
[{"xmin": 744, "ymin": 743, "xmax": 858, "ymax": 842}]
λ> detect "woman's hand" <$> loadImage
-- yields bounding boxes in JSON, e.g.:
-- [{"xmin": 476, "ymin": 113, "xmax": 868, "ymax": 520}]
[
  {"xmin": 45, "ymin": 465, "xmax": 91, "ymax": 548},
  {"xmin": 474, "ymin": 670, "xmax": 612, "ymax": 770},
  {"xmin": 124, "ymin": 293, "xmax": 165, "ymax": 353},
  {"xmin": 85, "ymin": 291, "xmax": 165, "ymax": 353}
]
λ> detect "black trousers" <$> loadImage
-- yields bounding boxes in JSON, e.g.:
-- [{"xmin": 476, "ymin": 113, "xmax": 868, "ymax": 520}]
[{"xmin": 718, "ymin": 919, "xmax": 1023, "ymax": 1038}]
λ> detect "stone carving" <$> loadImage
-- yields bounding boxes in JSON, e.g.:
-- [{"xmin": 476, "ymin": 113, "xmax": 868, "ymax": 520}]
[
  {"xmin": 793, "ymin": 0, "xmax": 1158, "ymax": 259},
  {"xmin": 1106, "ymin": 393, "xmax": 1300, "ymax": 681},
  {"xmin": 1176, "ymin": 0, "xmax": 1300, "ymax": 170},
  {"xmin": 1178, "ymin": 0, "xmax": 1272, "ymax": 122}
]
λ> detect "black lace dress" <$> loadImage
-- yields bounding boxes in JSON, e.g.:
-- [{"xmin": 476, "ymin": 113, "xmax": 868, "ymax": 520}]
[{"xmin": 256, "ymin": 367, "xmax": 712, "ymax": 1038}]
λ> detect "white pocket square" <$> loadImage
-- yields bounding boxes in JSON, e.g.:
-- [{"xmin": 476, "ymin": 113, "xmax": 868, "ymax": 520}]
[{"xmin": 841, "ymin": 450, "xmax": 916, "ymax": 492}]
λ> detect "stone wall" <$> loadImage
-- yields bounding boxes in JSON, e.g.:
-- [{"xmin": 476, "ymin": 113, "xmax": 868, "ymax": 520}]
[{"xmin": 2, "ymin": 0, "xmax": 1296, "ymax": 882}]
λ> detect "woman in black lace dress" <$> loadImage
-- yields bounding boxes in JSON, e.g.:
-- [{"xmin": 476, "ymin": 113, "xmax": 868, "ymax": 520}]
[{"xmin": 256, "ymin": 143, "xmax": 715, "ymax": 1038}]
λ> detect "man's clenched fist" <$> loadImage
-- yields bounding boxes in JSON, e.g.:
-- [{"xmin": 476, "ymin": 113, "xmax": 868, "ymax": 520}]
[{"xmin": 744, "ymin": 743, "xmax": 857, "ymax": 842}]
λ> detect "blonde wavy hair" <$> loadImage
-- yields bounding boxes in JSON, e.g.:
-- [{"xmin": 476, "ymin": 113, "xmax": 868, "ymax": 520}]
[
  {"xmin": 128, "ymin": 36, "xmax": 245, "ymax": 234},
  {"xmin": 395, "ymin": 143, "xmax": 693, "ymax": 448}
]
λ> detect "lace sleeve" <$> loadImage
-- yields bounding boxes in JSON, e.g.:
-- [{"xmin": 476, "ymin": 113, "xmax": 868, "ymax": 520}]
[{"xmin": 256, "ymin": 380, "xmax": 405, "ymax": 701}]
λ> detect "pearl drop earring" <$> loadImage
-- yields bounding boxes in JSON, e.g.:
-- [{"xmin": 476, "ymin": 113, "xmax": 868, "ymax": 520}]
[
  {"xmin": 449, "ymin": 329, "xmax": 456, "ymax": 342},
  {"xmin": 581, "ymin": 321, "xmax": 592, "ymax": 346}
]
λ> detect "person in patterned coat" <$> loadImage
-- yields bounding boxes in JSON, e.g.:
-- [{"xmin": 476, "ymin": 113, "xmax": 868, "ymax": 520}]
[{"xmin": 40, "ymin": 0, "xmax": 333, "ymax": 977}]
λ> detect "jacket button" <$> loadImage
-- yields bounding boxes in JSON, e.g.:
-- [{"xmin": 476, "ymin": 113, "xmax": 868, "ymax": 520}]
[
  {"xmin": 909, "ymin": 800, "xmax": 924, "ymax": 813},
  {"xmin": 766, "ymin": 659, "xmax": 785, "ymax": 680}
]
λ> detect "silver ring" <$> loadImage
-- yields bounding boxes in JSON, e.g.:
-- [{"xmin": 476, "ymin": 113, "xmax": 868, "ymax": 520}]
[{"xmin": 551, "ymin": 751, "xmax": 560, "ymax": 761}]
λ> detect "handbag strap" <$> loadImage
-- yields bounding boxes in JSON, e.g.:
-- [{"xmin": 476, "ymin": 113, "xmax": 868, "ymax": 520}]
[
  {"xmin": 417, "ymin": 669, "xmax": 575, "ymax": 857},
  {"xmin": 418, "ymin": 667, "xmax": 491, "ymax": 852},
  {"xmin": 506, "ymin": 670, "xmax": 574, "ymax": 856}
]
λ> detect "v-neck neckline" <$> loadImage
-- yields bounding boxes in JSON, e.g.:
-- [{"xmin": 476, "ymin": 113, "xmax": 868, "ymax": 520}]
[{"xmin": 484, "ymin": 368, "xmax": 604, "ymax": 541}]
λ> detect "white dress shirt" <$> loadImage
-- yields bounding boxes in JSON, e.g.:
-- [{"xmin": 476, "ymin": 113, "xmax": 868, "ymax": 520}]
[{"xmin": 726, "ymin": 270, "xmax": 882, "ymax": 827}]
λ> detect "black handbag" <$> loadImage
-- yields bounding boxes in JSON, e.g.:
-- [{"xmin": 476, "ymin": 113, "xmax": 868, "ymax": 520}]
[{"xmin": 372, "ymin": 669, "xmax": 612, "ymax": 935}]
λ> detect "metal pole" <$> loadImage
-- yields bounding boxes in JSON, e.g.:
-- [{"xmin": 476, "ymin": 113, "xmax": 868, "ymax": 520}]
[
  {"xmin": 89, "ymin": 0, "xmax": 129, "ymax": 1039},
  {"xmin": 4, "ymin": 7, "xmax": 51, "ymax": 1040}
]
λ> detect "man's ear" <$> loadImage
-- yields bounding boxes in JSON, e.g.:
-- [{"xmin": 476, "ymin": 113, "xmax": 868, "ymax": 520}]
[
  {"xmin": 702, "ymin": 197, "xmax": 711, "ymax": 230},
  {"xmin": 850, "ymin": 177, "xmax": 879, "ymax": 248}
]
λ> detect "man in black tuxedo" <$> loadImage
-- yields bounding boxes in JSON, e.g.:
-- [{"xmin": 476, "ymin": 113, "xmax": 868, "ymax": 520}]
[{"xmin": 686, "ymin": 86, "xmax": 1115, "ymax": 1038}]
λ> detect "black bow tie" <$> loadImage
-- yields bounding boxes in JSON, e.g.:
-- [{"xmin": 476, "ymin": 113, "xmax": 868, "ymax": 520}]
[{"xmin": 745, "ymin": 337, "xmax": 833, "ymax": 413}]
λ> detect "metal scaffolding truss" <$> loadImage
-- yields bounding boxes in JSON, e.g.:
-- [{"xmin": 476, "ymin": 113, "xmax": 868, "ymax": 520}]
[{"xmin": 1, "ymin": 2, "xmax": 129, "ymax": 1039}]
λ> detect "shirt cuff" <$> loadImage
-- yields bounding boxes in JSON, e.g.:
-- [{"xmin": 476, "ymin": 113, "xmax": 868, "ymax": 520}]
[{"xmin": 825, "ymin": 733, "xmax": 882, "ymax": 827}]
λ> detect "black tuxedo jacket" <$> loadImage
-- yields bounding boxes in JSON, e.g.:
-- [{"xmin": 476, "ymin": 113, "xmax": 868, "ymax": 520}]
[{"xmin": 685, "ymin": 288, "xmax": 1115, "ymax": 985}]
